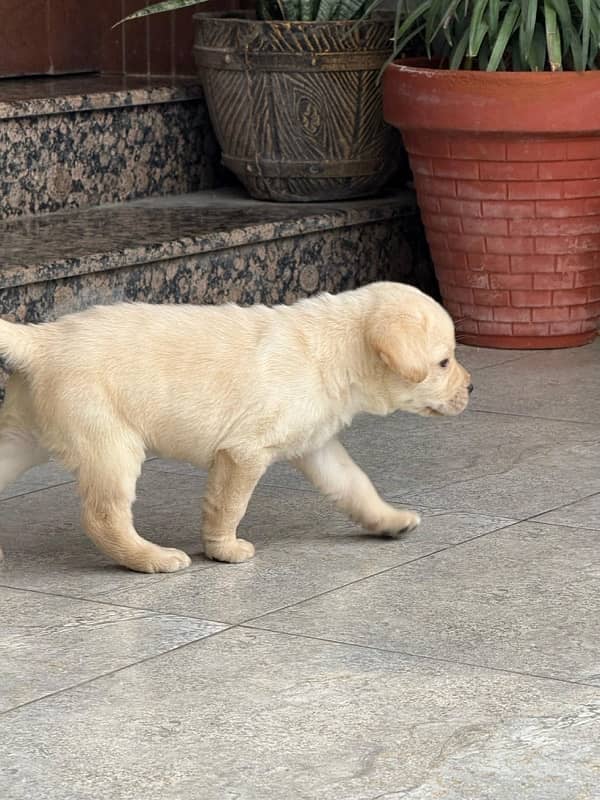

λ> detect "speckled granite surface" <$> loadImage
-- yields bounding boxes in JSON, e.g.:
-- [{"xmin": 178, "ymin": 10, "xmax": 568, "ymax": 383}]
[
  {"xmin": 0, "ymin": 76, "xmax": 219, "ymax": 219},
  {"xmin": 0, "ymin": 189, "xmax": 429, "ymax": 292},
  {"xmin": 0, "ymin": 75, "xmax": 204, "ymax": 120},
  {"xmin": 0, "ymin": 189, "xmax": 433, "ymax": 395},
  {"xmin": 0, "ymin": 188, "xmax": 433, "ymax": 396}
]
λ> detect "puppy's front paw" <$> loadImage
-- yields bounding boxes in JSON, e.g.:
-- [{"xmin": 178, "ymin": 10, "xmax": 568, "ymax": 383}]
[
  {"xmin": 204, "ymin": 538, "xmax": 255, "ymax": 564},
  {"xmin": 128, "ymin": 545, "xmax": 192, "ymax": 574},
  {"xmin": 367, "ymin": 509, "xmax": 421, "ymax": 538}
]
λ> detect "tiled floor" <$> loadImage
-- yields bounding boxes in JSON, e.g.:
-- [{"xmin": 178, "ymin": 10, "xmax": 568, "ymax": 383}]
[{"xmin": 1, "ymin": 339, "xmax": 599, "ymax": 799}]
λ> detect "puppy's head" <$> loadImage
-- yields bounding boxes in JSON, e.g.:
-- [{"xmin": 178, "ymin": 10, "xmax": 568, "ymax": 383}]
[{"xmin": 367, "ymin": 286, "xmax": 472, "ymax": 417}]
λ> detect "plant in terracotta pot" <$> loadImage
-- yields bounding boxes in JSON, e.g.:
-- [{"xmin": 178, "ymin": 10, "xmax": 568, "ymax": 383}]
[
  {"xmin": 117, "ymin": 0, "xmax": 404, "ymax": 203},
  {"xmin": 382, "ymin": 0, "xmax": 600, "ymax": 349}
]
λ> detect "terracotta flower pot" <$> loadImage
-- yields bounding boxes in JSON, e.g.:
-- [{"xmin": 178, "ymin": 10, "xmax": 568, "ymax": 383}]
[{"xmin": 383, "ymin": 61, "xmax": 600, "ymax": 349}]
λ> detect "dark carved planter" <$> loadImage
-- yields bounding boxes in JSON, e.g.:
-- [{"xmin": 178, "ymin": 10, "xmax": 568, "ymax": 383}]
[{"xmin": 193, "ymin": 12, "xmax": 399, "ymax": 202}]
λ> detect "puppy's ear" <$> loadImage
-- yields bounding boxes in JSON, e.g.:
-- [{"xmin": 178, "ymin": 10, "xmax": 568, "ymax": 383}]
[{"xmin": 369, "ymin": 318, "xmax": 429, "ymax": 384}]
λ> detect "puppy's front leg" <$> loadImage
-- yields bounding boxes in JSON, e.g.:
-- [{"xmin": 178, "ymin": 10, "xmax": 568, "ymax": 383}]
[
  {"xmin": 202, "ymin": 450, "xmax": 266, "ymax": 563},
  {"xmin": 293, "ymin": 438, "xmax": 420, "ymax": 536}
]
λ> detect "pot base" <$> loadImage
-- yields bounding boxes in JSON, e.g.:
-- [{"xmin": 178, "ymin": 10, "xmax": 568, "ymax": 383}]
[{"xmin": 459, "ymin": 331, "xmax": 597, "ymax": 350}]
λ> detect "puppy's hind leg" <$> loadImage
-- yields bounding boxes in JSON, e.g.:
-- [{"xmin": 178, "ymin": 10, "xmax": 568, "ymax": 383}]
[
  {"xmin": 0, "ymin": 377, "xmax": 50, "ymax": 496},
  {"xmin": 0, "ymin": 428, "xmax": 50, "ymax": 493},
  {"xmin": 293, "ymin": 438, "xmax": 421, "ymax": 536},
  {"xmin": 0, "ymin": 378, "xmax": 50, "ymax": 561},
  {"xmin": 78, "ymin": 439, "xmax": 191, "ymax": 574}
]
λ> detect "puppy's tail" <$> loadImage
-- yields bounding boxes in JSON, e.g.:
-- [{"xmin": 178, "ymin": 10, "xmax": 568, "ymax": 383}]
[{"xmin": 0, "ymin": 318, "xmax": 40, "ymax": 370}]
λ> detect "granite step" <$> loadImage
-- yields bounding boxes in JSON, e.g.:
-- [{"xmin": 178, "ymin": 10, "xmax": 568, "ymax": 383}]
[
  {"xmin": 0, "ymin": 74, "xmax": 220, "ymax": 220},
  {"xmin": 0, "ymin": 187, "xmax": 433, "ymax": 396},
  {"xmin": 0, "ymin": 187, "xmax": 432, "ymax": 322}
]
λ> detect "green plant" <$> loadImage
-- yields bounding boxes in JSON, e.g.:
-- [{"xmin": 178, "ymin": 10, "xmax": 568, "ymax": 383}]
[
  {"xmin": 391, "ymin": 0, "xmax": 600, "ymax": 71},
  {"xmin": 115, "ymin": 0, "xmax": 371, "ymax": 23}
]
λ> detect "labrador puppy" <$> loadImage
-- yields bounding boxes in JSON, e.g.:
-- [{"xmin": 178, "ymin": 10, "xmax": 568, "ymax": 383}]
[{"xmin": 0, "ymin": 282, "xmax": 472, "ymax": 573}]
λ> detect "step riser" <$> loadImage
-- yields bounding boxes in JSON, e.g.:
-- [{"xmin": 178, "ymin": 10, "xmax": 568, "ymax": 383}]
[
  {"xmin": 0, "ymin": 216, "xmax": 428, "ymax": 321},
  {"xmin": 1, "ymin": 94, "xmax": 218, "ymax": 219}
]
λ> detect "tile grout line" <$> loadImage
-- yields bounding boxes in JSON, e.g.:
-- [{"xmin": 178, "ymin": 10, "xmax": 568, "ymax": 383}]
[
  {"xmin": 238, "ymin": 624, "xmax": 600, "ymax": 691},
  {"xmin": 0, "ymin": 622, "xmax": 244, "ymax": 719},
  {"xmin": 2, "ymin": 514, "xmax": 597, "ymax": 716},
  {"xmin": 0, "ymin": 582, "xmax": 235, "ymax": 626},
  {"xmin": 2, "ymin": 491, "xmax": 595, "ymax": 627},
  {"xmin": 468, "ymin": 408, "xmax": 600, "ymax": 426},
  {"xmin": 230, "ymin": 519, "xmax": 528, "ymax": 627},
  {"xmin": 466, "ymin": 353, "xmax": 545, "ymax": 371},
  {"xmin": 400, "ymin": 488, "xmax": 600, "ymax": 527},
  {"xmin": 0, "ymin": 479, "xmax": 76, "ymax": 504},
  {"xmin": 0, "ymin": 509, "xmax": 529, "ymax": 624},
  {"xmin": 229, "ymin": 499, "xmax": 600, "ymax": 630},
  {"xmin": 2, "ymin": 601, "xmax": 597, "ymax": 721}
]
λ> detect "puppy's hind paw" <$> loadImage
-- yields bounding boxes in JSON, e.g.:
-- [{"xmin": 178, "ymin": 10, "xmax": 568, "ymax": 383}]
[{"xmin": 368, "ymin": 509, "xmax": 421, "ymax": 538}]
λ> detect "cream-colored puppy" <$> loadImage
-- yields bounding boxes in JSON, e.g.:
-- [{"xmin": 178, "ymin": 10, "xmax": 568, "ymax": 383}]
[{"xmin": 0, "ymin": 282, "xmax": 471, "ymax": 573}]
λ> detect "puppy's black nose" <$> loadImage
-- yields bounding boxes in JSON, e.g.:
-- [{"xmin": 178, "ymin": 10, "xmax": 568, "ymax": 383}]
[{"xmin": 468, "ymin": 383, "xmax": 474, "ymax": 394}]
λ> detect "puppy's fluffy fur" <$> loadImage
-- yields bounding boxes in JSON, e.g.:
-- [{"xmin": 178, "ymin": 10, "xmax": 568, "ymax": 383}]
[{"xmin": 0, "ymin": 282, "xmax": 471, "ymax": 572}]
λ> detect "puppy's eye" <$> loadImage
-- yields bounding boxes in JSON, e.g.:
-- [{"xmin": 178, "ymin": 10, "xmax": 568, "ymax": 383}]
[{"xmin": 439, "ymin": 359, "xmax": 450, "ymax": 368}]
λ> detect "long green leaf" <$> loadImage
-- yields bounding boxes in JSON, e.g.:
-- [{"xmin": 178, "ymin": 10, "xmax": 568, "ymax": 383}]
[
  {"xmin": 316, "ymin": 0, "xmax": 340, "ymax": 20},
  {"xmin": 393, "ymin": 0, "xmax": 433, "ymax": 54},
  {"xmin": 487, "ymin": 2, "xmax": 520, "ymax": 69},
  {"xmin": 544, "ymin": 0, "xmax": 563, "ymax": 68},
  {"xmin": 519, "ymin": 0, "xmax": 538, "ymax": 60},
  {"xmin": 469, "ymin": 19, "xmax": 490, "ymax": 56},
  {"xmin": 468, "ymin": 0, "xmax": 489, "ymax": 56},
  {"xmin": 113, "ymin": 0, "xmax": 204, "ymax": 27},
  {"xmin": 581, "ymin": 0, "xmax": 592, "ymax": 67},
  {"xmin": 529, "ymin": 20, "xmax": 548, "ymax": 67},
  {"xmin": 335, "ymin": 0, "xmax": 367, "ymax": 19},
  {"xmin": 488, "ymin": 0, "xmax": 501, "ymax": 34},
  {"xmin": 279, "ymin": 0, "xmax": 302, "ymax": 18},
  {"xmin": 449, "ymin": 24, "xmax": 472, "ymax": 66}
]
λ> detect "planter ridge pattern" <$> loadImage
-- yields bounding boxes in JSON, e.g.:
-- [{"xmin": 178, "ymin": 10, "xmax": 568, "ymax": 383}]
[
  {"xmin": 384, "ymin": 64, "xmax": 600, "ymax": 349},
  {"xmin": 194, "ymin": 14, "xmax": 399, "ymax": 202}
]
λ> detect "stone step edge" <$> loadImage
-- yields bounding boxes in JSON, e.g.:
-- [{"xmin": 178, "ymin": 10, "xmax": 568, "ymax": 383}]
[
  {"xmin": 0, "ymin": 75, "xmax": 203, "ymax": 121},
  {"xmin": 0, "ymin": 191, "xmax": 419, "ymax": 291}
]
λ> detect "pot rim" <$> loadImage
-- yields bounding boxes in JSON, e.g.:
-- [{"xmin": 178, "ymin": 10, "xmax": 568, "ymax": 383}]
[
  {"xmin": 386, "ymin": 59, "xmax": 599, "ymax": 81},
  {"xmin": 383, "ymin": 58, "xmax": 600, "ymax": 134},
  {"xmin": 193, "ymin": 11, "xmax": 392, "ymax": 27}
]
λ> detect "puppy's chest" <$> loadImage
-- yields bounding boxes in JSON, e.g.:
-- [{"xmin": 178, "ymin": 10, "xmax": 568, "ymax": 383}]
[{"xmin": 276, "ymin": 412, "xmax": 352, "ymax": 461}]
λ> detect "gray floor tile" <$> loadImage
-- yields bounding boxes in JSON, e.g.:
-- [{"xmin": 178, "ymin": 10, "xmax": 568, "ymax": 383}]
[
  {"xmin": 146, "ymin": 456, "xmax": 309, "ymax": 493},
  {"xmin": 1, "ymin": 461, "xmax": 512, "ymax": 612},
  {"xmin": 0, "ymin": 587, "xmax": 226, "ymax": 713},
  {"xmin": 0, "ymin": 460, "xmax": 73, "ymax": 501},
  {"xmin": 0, "ymin": 470, "xmax": 213, "ymax": 597},
  {"xmin": 534, "ymin": 492, "xmax": 600, "ymax": 530},
  {"xmin": 337, "ymin": 411, "xmax": 600, "ymax": 513},
  {"xmin": 456, "ymin": 343, "xmax": 532, "ymax": 371},
  {"xmin": 167, "ymin": 409, "xmax": 597, "ymax": 504},
  {"xmin": 254, "ymin": 522, "xmax": 600, "ymax": 685},
  {"xmin": 102, "ymin": 485, "xmax": 513, "ymax": 622},
  {"xmin": 399, "ymin": 434, "xmax": 600, "ymax": 518},
  {"xmin": 468, "ymin": 339, "xmax": 600, "ymax": 424},
  {"xmin": 1, "ymin": 627, "xmax": 598, "ymax": 800}
]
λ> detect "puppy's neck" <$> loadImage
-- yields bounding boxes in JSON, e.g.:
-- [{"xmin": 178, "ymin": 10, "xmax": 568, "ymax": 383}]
[{"xmin": 291, "ymin": 293, "xmax": 397, "ymax": 419}]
